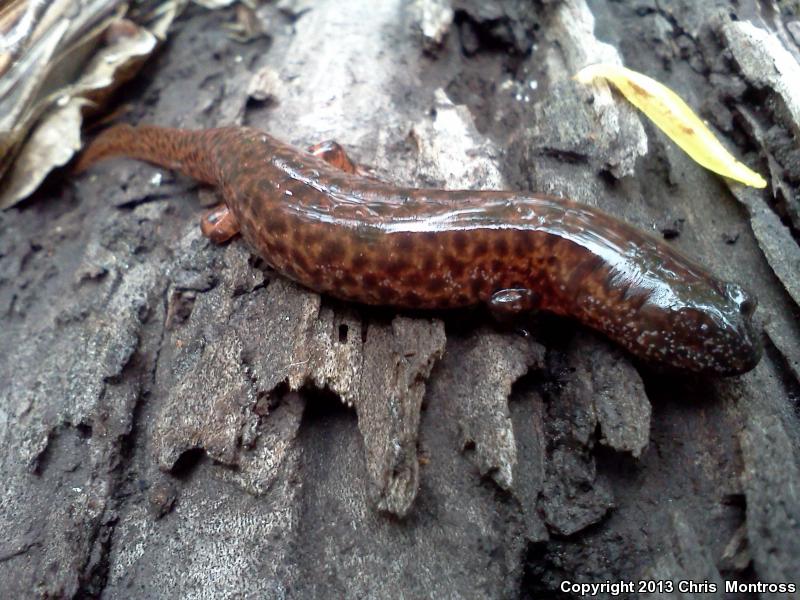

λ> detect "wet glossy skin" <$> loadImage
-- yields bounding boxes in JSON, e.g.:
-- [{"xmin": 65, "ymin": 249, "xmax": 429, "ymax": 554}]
[{"xmin": 77, "ymin": 125, "xmax": 762, "ymax": 375}]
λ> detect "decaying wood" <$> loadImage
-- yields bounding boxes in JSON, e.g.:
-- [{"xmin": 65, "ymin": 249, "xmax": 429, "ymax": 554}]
[{"xmin": 1, "ymin": 0, "xmax": 798, "ymax": 597}]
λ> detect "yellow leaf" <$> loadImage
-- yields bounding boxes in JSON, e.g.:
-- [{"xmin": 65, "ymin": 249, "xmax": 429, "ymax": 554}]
[{"xmin": 574, "ymin": 63, "xmax": 767, "ymax": 189}]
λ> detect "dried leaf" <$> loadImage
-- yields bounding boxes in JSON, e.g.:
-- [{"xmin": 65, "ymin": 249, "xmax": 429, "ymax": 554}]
[
  {"xmin": 247, "ymin": 65, "xmax": 280, "ymax": 103},
  {"xmin": 0, "ymin": 1, "xmax": 187, "ymax": 209},
  {"xmin": 0, "ymin": 97, "xmax": 87, "ymax": 206},
  {"xmin": 193, "ymin": 0, "xmax": 237, "ymax": 9},
  {"xmin": 70, "ymin": 18, "xmax": 159, "ymax": 107},
  {"xmin": 575, "ymin": 63, "xmax": 767, "ymax": 189},
  {"xmin": 0, "ymin": 17, "xmax": 69, "ymax": 145},
  {"xmin": 222, "ymin": 3, "xmax": 265, "ymax": 42}
]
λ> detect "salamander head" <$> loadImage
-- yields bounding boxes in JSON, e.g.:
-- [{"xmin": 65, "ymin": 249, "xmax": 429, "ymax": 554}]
[{"xmin": 633, "ymin": 279, "xmax": 762, "ymax": 376}]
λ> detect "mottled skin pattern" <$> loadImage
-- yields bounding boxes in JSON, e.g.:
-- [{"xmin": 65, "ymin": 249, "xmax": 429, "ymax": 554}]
[{"xmin": 76, "ymin": 125, "xmax": 762, "ymax": 375}]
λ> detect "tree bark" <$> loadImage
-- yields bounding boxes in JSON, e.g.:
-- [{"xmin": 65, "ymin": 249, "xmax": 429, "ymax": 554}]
[{"xmin": 1, "ymin": 0, "xmax": 798, "ymax": 597}]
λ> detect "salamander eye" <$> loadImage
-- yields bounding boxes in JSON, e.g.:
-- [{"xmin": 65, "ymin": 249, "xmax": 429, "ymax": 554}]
[
  {"xmin": 724, "ymin": 283, "xmax": 756, "ymax": 317},
  {"xmin": 739, "ymin": 295, "xmax": 756, "ymax": 317}
]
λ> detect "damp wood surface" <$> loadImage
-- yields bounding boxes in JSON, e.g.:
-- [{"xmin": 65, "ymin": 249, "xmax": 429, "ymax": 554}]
[{"xmin": 1, "ymin": 0, "xmax": 799, "ymax": 597}]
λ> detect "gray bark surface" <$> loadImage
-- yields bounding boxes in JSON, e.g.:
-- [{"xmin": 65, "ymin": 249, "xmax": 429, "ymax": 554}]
[{"xmin": 1, "ymin": 0, "xmax": 799, "ymax": 597}]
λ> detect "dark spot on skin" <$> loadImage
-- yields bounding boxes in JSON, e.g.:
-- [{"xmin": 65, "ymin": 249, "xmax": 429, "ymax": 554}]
[
  {"xmin": 452, "ymin": 231, "xmax": 468, "ymax": 253},
  {"xmin": 494, "ymin": 237, "xmax": 510, "ymax": 255},
  {"xmin": 383, "ymin": 259, "xmax": 409, "ymax": 279},
  {"xmin": 300, "ymin": 228, "xmax": 318, "ymax": 246},
  {"xmin": 403, "ymin": 291, "xmax": 423, "ymax": 307},
  {"xmin": 491, "ymin": 259, "xmax": 503, "ymax": 272},
  {"xmin": 520, "ymin": 233, "xmax": 536, "ymax": 251},
  {"xmin": 363, "ymin": 273, "xmax": 379, "ymax": 288},
  {"xmin": 309, "ymin": 267, "xmax": 324, "ymax": 283},
  {"xmin": 320, "ymin": 239, "xmax": 347, "ymax": 263},
  {"xmin": 547, "ymin": 256, "xmax": 557, "ymax": 266},
  {"xmin": 426, "ymin": 277, "xmax": 445, "ymax": 293},
  {"xmin": 396, "ymin": 235, "xmax": 415, "ymax": 252},
  {"xmin": 418, "ymin": 233, "xmax": 440, "ymax": 246},
  {"xmin": 446, "ymin": 256, "xmax": 466, "ymax": 279},
  {"xmin": 403, "ymin": 272, "xmax": 423, "ymax": 287},
  {"xmin": 422, "ymin": 255, "xmax": 437, "ymax": 272},
  {"xmin": 455, "ymin": 293, "xmax": 470, "ymax": 306},
  {"xmin": 378, "ymin": 287, "xmax": 396, "ymax": 302},
  {"xmin": 473, "ymin": 240, "xmax": 489, "ymax": 258},
  {"xmin": 527, "ymin": 274, "xmax": 544, "ymax": 293},
  {"xmin": 271, "ymin": 239, "xmax": 287, "ymax": 256},
  {"xmin": 270, "ymin": 215, "xmax": 288, "ymax": 235},
  {"xmin": 340, "ymin": 272, "xmax": 358, "ymax": 288},
  {"xmin": 351, "ymin": 254, "xmax": 370, "ymax": 271}
]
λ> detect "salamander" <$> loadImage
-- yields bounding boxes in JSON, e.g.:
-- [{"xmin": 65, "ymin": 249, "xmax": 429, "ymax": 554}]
[{"xmin": 75, "ymin": 124, "xmax": 762, "ymax": 375}]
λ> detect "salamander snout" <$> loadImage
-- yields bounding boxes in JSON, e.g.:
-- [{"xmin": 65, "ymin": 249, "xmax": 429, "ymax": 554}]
[
  {"xmin": 696, "ymin": 281, "xmax": 762, "ymax": 376},
  {"xmin": 631, "ymin": 279, "xmax": 762, "ymax": 376}
]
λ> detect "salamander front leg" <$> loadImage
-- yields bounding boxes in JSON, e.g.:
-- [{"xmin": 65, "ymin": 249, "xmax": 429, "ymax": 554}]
[
  {"xmin": 488, "ymin": 288, "xmax": 538, "ymax": 318},
  {"xmin": 307, "ymin": 140, "xmax": 380, "ymax": 179},
  {"xmin": 488, "ymin": 288, "xmax": 539, "ymax": 335},
  {"xmin": 200, "ymin": 204, "xmax": 240, "ymax": 244}
]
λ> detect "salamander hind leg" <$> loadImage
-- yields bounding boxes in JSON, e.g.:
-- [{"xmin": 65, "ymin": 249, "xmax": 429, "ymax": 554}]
[
  {"xmin": 307, "ymin": 140, "xmax": 359, "ymax": 173},
  {"xmin": 307, "ymin": 140, "xmax": 380, "ymax": 179},
  {"xmin": 200, "ymin": 204, "xmax": 240, "ymax": 244}
]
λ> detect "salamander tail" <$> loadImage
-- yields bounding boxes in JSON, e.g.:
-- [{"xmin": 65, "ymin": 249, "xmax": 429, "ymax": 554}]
[{"xmin": 74, "ymin": 124, "xmax": 223, "ymax": 185}]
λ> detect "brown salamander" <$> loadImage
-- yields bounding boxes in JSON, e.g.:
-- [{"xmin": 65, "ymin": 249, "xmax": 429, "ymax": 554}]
[{"xmin": 76, "ymin": 125, "xmax": 762, "ymax": 375}]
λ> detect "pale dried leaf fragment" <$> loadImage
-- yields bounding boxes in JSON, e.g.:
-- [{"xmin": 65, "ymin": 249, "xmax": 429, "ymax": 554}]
[
  {"xmin": 0, "ymin": 2, "xmax": 186, "ymax": 209},
  {"xmin": 0, "ymin": 97, "xmax": 87, "ymax": 206},
  {"xmin": 0, "ymin": 20, "xmax": 157, "ymax": 208},
  {"xmin": 412, "ymin": 0, "xmax": 454, "ymax": 51},
  {"xmin": 192, "ymin": 0, "xmax": 237, "ymax": 9},
  {"xmin": 247, "ymin": 65, "xmax": 280, "ymax": 103},
  {"xmin": 575, "ymin": 63, "xmax": 767, "ymax": 189}
]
